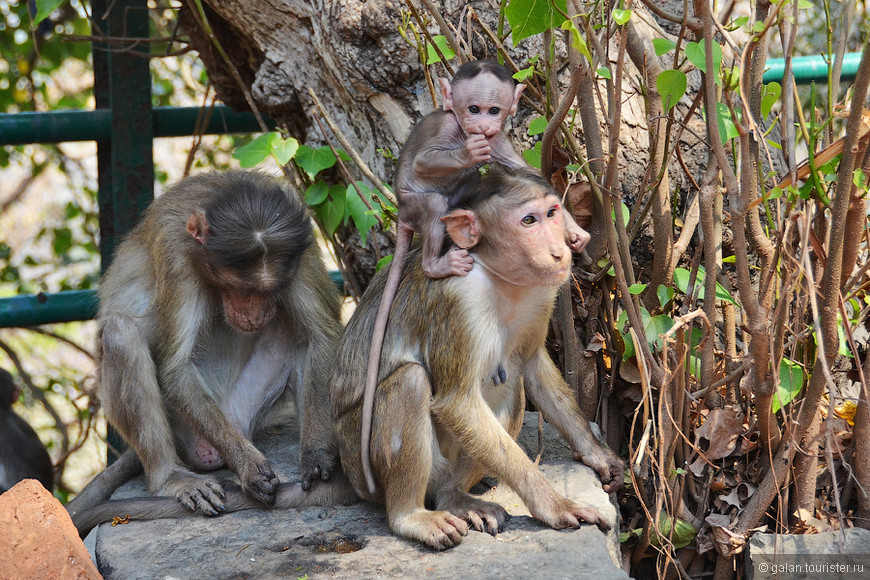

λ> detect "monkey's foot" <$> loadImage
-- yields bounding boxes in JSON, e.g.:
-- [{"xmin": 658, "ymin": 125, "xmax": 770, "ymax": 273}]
[
  {"xmin": 421, "ymin": 246, "xmax": 473, "ymax": 279},
  {"xmin": 391, "ymin": 509, "xmax": 469, "ymax": 550},
  {"xmin": 532, "ymin": 496, "xmax": 610, "ymax": 533},
  {"xmin": 163, "ymin": 470, "xmax": 226, "ymax": 516},
  {"xmin": 299, "ymin": 444, "xmax": 340, "ymax": 491},
  {"xmin": 437, "ymin": 492, "xmax": 510, "ymax": 536}
]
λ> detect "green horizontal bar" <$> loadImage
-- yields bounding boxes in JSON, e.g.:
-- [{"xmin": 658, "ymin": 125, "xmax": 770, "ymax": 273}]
[
  {"xmin": 764, "ymin": 52, "xmax": 862, "ymax": 84},
  {"xmin": 0, "ymin": 106, "xmax": 275, "ymax": 146},
  {"xmin": 0, "ymin": 272, "xmax": 344, "ymax": 328},
  {"xmin": 0, "ymin": 290, "xmax": 98, "ymax": 328}
]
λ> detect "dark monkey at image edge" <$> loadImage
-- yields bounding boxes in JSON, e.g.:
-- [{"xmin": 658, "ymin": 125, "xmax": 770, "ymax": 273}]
[
  {"xmin": 67, "ymin": 171, "xmax": 355, "ymax": 535},
  {"xmin": 331, "ymin": 165, "xmax": 623, "ymax": 551}
]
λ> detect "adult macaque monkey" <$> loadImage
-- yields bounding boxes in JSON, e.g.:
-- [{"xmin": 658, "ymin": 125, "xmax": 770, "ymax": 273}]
[
  {"xmin": 67, "ymin": 171, "xmax": 346, "ymax": 527},
  {"xmin": 361, "ymin": 60, "xmax": 591, "ymax": 494},
  {"xmin": 333, "ymin": 166, "xmax": 622, "ymax": 550}
]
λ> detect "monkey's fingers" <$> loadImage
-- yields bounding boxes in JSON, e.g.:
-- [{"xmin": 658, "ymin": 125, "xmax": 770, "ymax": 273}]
[
  {"xmin": 571, "ymin": 505, "xmax": 611, "ymax": 532},
  {"xmin": 176, "ymin": 485, "xmax": 225, "ymax": 516},
  {"xmin": 242, "ymin": 462, "xmax": 279, "ymax": 506}
]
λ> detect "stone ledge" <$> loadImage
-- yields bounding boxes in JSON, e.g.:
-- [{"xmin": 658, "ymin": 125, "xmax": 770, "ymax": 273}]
[{"xmin": 92, "ymin": 412, "xmax": 628, "ymax": 579}]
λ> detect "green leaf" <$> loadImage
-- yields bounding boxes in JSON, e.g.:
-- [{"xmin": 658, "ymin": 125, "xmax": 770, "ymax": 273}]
[
  {"xmin": 304, "ymin": 182, "xmax": 329, "ymax": 206},
  {"xmin": 345, "ymin": 182, "xmax": 381, "ymax": 245},
  {"xmin": 611, "ymin": 203, "xmax": 630, "ymax": 227},
  {"xmin": 650, "ymin": 513, "xmax": 697, "ymax": 550},
  {"xmin": 32, "ymin": 0, "xmax": 65, "ymax": 26},
  {"xmin": 506, "ymin": 0, "xmax": 568, "ymax": 46},
  {"xmin": 612, "ymin": 9, "xmax": 632, "ymax": 25},
  {"xmin": 752, "ymin": 20, "xmax": 765, "ymax": 33},
  {"xmin": 271, "ymin": 135, "xmax": 299, "ymax": 166},
  {"xmin": 52, "ymin": 227, "xmax": 73, "ymax": 255},
  {"xmin": 726, "ymin": 15, "xmax": 749, "ymax": 31},
  {"xmin": 760, "ymin": 82, "xmax": 781, "ymax": 119},
  {"xmin": 619, "ymin": 306, "xmax": 675, "ymax": 360},
  {"xmin": 295, "ymin": 145, "xmax": 338, "ymax": 178},
  {"xmin": 375, "ymin": 255, "xmax": 394, "ymax": 272},
  {"xmin": 523, "ymin": 142, "xmax": 542, "ymax": 169},
  {"xmin": 652, "ymin": 38, "xmax": 677, "ymax": 56},
  {"xmin": 716, "ymin": 102, "xmax": 740, "ymax": 144},
  {"xmin": 597, "ymin": 67, "xmax": 612, "ymax": 79},
  {"xmin": 528, "ymin": 116, "xmax": 548, "ymax": 136},
  {"xmin": 673, "ymin": 266, "xmax": 737, "ymax": 305},
  {"xmin": 628, "ymin": 283, "xmax": 647, "ymax": 295},
  {"xmin": 514, "ymin": 66, "xmax": 536, "ymax": 82},
  {"xmin": 685, "ymin": 41, "xmax": 722, "ymax": 77},
  {"xmin": 657, "ymin": 284, "xmax": 675, "ymax": 308},
  {"xmin": 560, "ymin": 19, "xmax": 593, "ymax": 62},
  {"xmin": 426, "ymin": 35, "xmax": 456, "ymax": 65},
  {"xmin": 657, "ymin": 69, "xmax": 687, "ymax": 112},
  {"xmin": 722, "ymin": 254, "xmax": 737, "ymax": 263},
  {"xmin": 232, "ymin": 133, "xmax": 276, "ymax": 168},
  {"xmin": 314, "ymin": 186, "xmax": 346, "ymax": 236},
  {"xmin": 773, "ymin": 358, "xmax": 805, "ymax": 413}
]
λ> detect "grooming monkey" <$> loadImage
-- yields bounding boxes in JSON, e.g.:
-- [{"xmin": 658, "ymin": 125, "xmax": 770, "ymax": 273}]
[
  {"xmin": 333, "ymin": 165, "xmax": 622, "ymax": 550},
  {"xmin": 67, "ymin": 171, "xmax": 351, "ymax": 531},
  {"xmin": 361, "ymin": 60, "xmax": 591, "ymax": 494}
]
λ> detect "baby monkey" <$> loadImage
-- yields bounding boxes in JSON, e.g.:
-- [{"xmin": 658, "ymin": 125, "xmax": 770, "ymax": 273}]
[{"xmin": 361, "ymin": 61, "xmax": 590, "ymax": 495}]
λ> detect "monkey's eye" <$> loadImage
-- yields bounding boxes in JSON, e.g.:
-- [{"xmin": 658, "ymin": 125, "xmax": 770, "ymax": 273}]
[
  {"xmin": 547, "ymin": 206, "xmax": 559, "ymax": 218},
  {"xmin": 521, "ymin": 215, "xmax": 538, "ymax": 226},
  {"xmin": 468, "ymin": 105, "xmax": 480, "ymax": 114},
  {"xmin": 489, "ymin": 107, "xmax": 501, "ymax": 115}
]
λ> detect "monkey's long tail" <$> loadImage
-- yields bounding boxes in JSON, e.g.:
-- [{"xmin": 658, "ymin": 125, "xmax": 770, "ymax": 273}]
[
  {"xmin": 65, "ymin": 449, "xmax": 143, "ymax": 518},
  {"xmin": 360, "ymin": 228, "xmax": 412, "ymax": 496},
  {"xmin": 71, "ymin": 476, "xmax": 359, "ymax": 538}
]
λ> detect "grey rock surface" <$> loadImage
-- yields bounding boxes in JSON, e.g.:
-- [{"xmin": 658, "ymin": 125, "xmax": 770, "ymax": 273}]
[
  {"xmin": 747, "ymin": 529, "xmax": 870, "ymax": 579},
  {"xmin": 94, "ymin": 412, "xmax": 628, "ymax": 579}
]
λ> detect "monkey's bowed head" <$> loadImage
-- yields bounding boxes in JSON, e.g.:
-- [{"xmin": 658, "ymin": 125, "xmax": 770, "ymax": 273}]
[
  {"xmin": 330, "ymin": 165, "xmax": 624, "ymax": 551},
  {"xmin": 68, "ymin": 170, "xmax": 353, "ymax": 535}
]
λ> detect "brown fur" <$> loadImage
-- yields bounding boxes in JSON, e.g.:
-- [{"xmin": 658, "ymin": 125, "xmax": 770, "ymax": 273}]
[
  {"xmin": 67, "ymin": 170, "xmax": 347, "ymax": 529},
  {"xmin": 334, "ymin": 166, "xmax": 622, "ymax": 550}
]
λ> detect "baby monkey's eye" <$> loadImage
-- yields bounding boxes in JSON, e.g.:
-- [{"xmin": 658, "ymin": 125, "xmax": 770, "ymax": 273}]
[
  {"xmin": 488, "ymin": 107, "xmax": 501, "ymax": 115},
  {"xmin": 468, "ymin": 105, "xmax": 480, "ymax": 114}
]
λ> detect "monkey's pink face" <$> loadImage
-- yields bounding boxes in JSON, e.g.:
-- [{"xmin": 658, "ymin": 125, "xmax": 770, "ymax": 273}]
[
  {"xmin": 212, "ymin": 269, "xmax": 279, "ymax": 334},
  {"xmin": 500, "ymin": 193, "xmax": 571, "ymax": 287},
  {"xmin": 447, "ymin": 73, "xmax": 522, "ymax": 139}
]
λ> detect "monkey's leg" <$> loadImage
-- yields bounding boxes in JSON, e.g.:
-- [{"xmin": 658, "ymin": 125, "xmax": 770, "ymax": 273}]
[
  {"xmin": 100, "ymin": 316, "xmax": 226, "ymax": 515},
  {"xmin": 404, "ymin": 191, "xmax": 473, "ymax": 279},
  {"xmin": 523, "ymin": 348, "xmax": 624, "ymax": 493},
  {"xmin": 373, "ymin": 364, "xmax": 469, "ymax": 550}
]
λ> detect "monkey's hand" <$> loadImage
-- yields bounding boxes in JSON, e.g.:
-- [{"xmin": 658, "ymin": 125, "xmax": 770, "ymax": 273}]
[
  {"xmin": 573, "ymin": 446, "xmax": 624, "ymax": 494},
  {"xmin": 566, "ymin": 223, "xmax": 591, "ymax": 253},
  {"xmin": 237, "ymin": 456, "xmax": 279, "ymax": 506},
  {"xmin": 464, "ymin": 134, "xmax": 492, "ymax": 164},
  {"xmin": 299, "ymin": 445, "xmax": 340, "ymax": 491}
]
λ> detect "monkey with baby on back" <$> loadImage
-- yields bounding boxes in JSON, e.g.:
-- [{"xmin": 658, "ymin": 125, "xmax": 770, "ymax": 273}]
[{"xmin": 68, "ymin": 60, "xmax": 622, "ymax": 551}]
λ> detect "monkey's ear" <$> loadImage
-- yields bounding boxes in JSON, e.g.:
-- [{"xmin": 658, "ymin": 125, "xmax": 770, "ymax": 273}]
[
  {"xmin": 442, "ymin": 209, "xmax": 480, "ymax": 249},
  {"xmin": 186, "ymin": 212, "xmax": 209, "ymax": 245},
  {"xmin": 439, "ymin": 77, "xmax": 454, "ymax": 111},
  {"xmin": 510, "ymin": 83, "xmax": 526, "ymax": 116}
]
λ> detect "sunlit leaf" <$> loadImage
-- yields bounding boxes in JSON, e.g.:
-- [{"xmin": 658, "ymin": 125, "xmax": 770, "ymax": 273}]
[
  {"xmin": 652, "ymin": 38, "xmax": 677, "ymax": 56},
  {"xmin": 628, "ymin": 283, "xmax": 647, "ymax": 295},
  {"xmin": 673, "ymin": 266, "xmax": 737, "ymax": 305},
  {"xmin": 232, "ymin": 133, "xmax": 276, "ymax": 168},
  {"xmin": 716, "ymin": 102, "xmax": 740, "ymax": 144},
  {"xmin": 657, "ymin": 284, "xmax": 674, "ymax": 308},
  {"xmin": 560, "ymin": 19, "xmax": 592, "ymax": 63},
  {"xmin": 271, "ymin": 135, "xmax": 299, "ymax": 166},
  {"xmin": 426, "ymin": 35, "xmax": 456, "ymax": 64},
  {"xmin": 657, "ymin": 69, "xmax": 687, "ymax": 112},
  {"xmin": 506, "ymin": 0, "xmax": 568, "ymax": 46},
  {"xmin": 597, "ymin": 67, "xmax": 612, "ymax": 79},
  {"xmin": 32, "ymin": 0, "xmax": 65, "ymax": 26},
  {"xmin": 760, "ymin": 82, "xmax": 781, "ymax": 119},
  {"xmin": 612, "ymin": 9, "xmax": 632, "ymax": 25},
  {"xmin": 528, "ymin": 116, "xmax": 548, "ymax": 136},
  {"xmin": 685, "ymin": 41, "xmax": 722, "ymax": 77},
  {"xmin": 314, "ymin": 186, "xmax": 346, "ymax": 236},
  {"xmin": 345, "ymin": 182, "xmax": 381, "ymax": 245}
]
